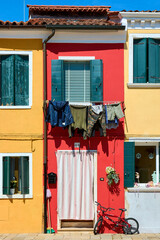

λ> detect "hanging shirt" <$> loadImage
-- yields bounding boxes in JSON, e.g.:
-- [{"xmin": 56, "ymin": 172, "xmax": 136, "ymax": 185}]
[{"xmin": 46, "ymin": 101, "xmax": 74, "ymax": 127}]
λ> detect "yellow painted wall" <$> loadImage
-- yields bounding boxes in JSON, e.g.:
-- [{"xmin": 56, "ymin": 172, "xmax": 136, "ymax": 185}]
[
  {"xmin": 124, "ymin": 30, "xmax": 160, "ymax": 138},
  {"xmin": 0, "ymin": 39, "xmax": 43, "ymax": 233}
]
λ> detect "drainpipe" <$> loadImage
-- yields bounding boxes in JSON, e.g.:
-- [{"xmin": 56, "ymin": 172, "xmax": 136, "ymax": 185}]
[{"xmin": 43, "ymin": 29, "xmax": 55, "ymax": 233}]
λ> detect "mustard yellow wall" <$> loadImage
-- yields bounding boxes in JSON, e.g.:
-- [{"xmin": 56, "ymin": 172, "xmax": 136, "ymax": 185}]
[
  {"xmin": 124, "ymin": 30, "xmax": 160, "ymax": 138},
  {"xmin": 0, "ymin": 39, "xmax": 43, "ymax": 233}
]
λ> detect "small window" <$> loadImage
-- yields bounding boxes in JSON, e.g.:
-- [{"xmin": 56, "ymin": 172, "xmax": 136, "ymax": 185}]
[
  {"xmin": 64, "ymin": 61, "xmax": 90, "ymax": 102},
  {"xmin": 51, "ymin": 59, "xmax": 103, "ymax": 103},
  {"xmin": 0, "ymin": 52, "xmax": 32, "ymax": 108},
  {"xmin": 133, "ymin": 38, "xmax": 160, "ymax": 83},
  {"xmin": 135, "ymin": 146, "xmax": 156, "ymax": 183},
  {"xmin": 0, "ymin": 153, "xmax": 32, "ymax": 198},
  {"xmin": 124, "ymin": 142, "xmax": 160, "ymax": 188}
]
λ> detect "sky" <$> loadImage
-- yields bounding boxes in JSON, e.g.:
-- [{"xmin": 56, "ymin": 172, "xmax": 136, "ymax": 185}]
[{"xmin": 0, "ymin": 0, "xmax": 159, "ymax": 22}]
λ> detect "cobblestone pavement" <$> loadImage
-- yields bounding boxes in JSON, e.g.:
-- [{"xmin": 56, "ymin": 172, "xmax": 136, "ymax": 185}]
[{"xmin": 0, "ymin": 233, "xmax": 160, "ymax": 240}]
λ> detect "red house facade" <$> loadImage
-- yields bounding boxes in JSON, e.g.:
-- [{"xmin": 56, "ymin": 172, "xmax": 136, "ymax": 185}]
[{"xmin": 28, "ymin": 5, "xmax": 126, "ymax": 233}]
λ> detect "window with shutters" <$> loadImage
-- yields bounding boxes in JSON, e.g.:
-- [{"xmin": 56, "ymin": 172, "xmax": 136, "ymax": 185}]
[
  {"xmin": 124, "ymin": 142, "xmax": 160, "ymax": 188},
  {"xmin": 0, "ymin": 153, "xmax": 32, "ymax": 198},
  {"xmin": 51, "ymin": 58, "xmax": 103, "ymax": 103},
  {"xmin": 0, "ymin": 51, "xmax": 32, "ymax": 108},
  {"xmin": 129, "ymin": 35, "xmax": 160, "ymax": 85}
]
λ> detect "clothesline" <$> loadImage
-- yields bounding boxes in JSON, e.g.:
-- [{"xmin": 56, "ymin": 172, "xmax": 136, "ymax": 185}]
[{"xmin": 45, "ymin": 100, "xmax": 124, "ymax": 104}]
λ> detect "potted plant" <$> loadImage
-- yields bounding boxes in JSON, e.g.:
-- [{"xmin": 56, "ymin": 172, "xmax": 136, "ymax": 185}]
[
  {"xmin": 10, "ymin": 177, "xmax": 17, "ymax": 195},
  {"xmin": 106, "ymin": 166, "xmax": 120, "ymax": 187}
]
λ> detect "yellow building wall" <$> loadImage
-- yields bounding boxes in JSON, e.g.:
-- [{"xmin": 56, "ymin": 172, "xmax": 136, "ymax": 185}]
[
  {"xmin": 0, "ymin": 39, "xmax": 43, "ymax": 233},
  {"xmin": 124, "ymin": 30, "xmax": 160, "ymax": 138}
]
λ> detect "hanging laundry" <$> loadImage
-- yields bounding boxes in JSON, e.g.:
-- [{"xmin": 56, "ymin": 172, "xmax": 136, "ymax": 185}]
[
  {"xmin": 91, "ymin": 105, "xmax": 103, "ymax": 115},
  {"xmin": 105, "ymin": 105, "xmax": 119, "ymax": 129},
  {"xmin": 68, "ymin": 105, "xmax": 87, "ymax": 140},
  {"xmin": 106, "ymin": 102, "xmax": 124, "ymax": 121},
  {"xmin": 87, "ymin": 105, "xmax": 106, "ymax": 137},
  {"xmin": 46, "ymin": 101, "xmax": 74, "ymax": 127}
]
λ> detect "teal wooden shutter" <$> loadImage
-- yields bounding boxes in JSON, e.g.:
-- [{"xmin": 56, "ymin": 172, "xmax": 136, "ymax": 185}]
[
  {"xmin": 148, "ymin": 38, "xmax": 160, "ymax": 83},
  {"xmin": 90, "ymin": 60, "xmax": 103, "ymax": 102},
  {"xmin": 21, "ymin": 157, "xmax": 29, "ymax": 194},
  {"xmin": 51, "ymin": 60, "xmax": 64, "ymax": 101},
  {"xmin": 0, "ymin": 55, "xmax": 14, "ymax": 106},
  {"xmin": 133, "ymin": 38, "xmax": 147, "ymax": 83},
  {"xmin": 3, "ymin": 157, "xmax": 10, "ymax": 194},
  {"xmin": 15, "ymin": 55, "xmax": 29, "ymax": 105},
  {"xmin": 124, "ymin": 142, "xmax": 135, "ymax": 188},
  {"xmin": 64, "ymin": 62, "xmax": 90, "ymax": 102}
]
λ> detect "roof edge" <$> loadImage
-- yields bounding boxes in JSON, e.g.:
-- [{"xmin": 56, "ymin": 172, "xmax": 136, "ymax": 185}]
[
  {"xmin": 0, "ymin": 25, "xmax": 125, "ymax": 30},
  {"xmin": 120, "ymin": 11, "xmax": 160, "ymax": 18}
]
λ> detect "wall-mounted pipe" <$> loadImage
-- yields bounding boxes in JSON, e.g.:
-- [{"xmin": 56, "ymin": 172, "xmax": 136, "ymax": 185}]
[{"xmin": 43, "ymin": 29, "xmax": 55, "ymax": 233}]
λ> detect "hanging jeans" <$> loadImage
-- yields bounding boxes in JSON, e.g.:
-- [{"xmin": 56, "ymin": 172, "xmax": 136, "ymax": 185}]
[{"xmin": 87, "ymin": 106, "xmax": 106, "ymax": 137}]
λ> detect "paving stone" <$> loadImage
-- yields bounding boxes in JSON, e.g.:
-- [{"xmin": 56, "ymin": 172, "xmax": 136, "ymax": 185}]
[
  {"xmin": 4, "ymin": 234, "xmax": 18, "ymax": 240},
  {"xmin": 113, "ymin": 234, "xmax": 122, "ymax": 239},
  {"xmin": 100, "ymin": 234, "xmax": 112, "ymax": 240}
]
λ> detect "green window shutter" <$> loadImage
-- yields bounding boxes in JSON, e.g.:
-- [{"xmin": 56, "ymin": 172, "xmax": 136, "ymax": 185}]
[
  {"xmin": 15, "ymin": 55, "xmax": 29, "ymax": 105},
  {"xmin": 64, "ymin": 62, "xmax": 90, "ymax": 102},
  {"xmin": 133, "ymin": 38, "xmax": 147, "ymax": 83},
  {"xmin": 0, "ymin": 55, "xmax": 14, "ymax": 106},
  {"xmin": 90, "ymin": 60, "xmax": 103, "ymax": 102},
  {"xmin": 3, "ymin": 157, "xmax": 10, "ymax": 194},
  {"xmin": 124, "ymin": 142, "xmax": 135, "ymax": 188},
  {"xmin": 51, "ymin": 60, "xmax": 64, "ymax": 101},
  {"xmin": 148, "ymin": 38, "xmax": 160, "ymax": 83},
  {"xmin": 21, "ymin": 157, "xmax": 29, "ymax": 194}
]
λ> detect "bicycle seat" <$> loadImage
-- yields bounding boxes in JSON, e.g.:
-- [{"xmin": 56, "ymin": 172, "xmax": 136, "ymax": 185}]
[{"xmin": 119, "ymin": 208, "xmax": 127, "ymax": 212}]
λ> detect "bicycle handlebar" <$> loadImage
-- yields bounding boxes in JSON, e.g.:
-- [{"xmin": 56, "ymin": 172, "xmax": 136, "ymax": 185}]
[{"xmin": 95, "ymin": 201, "xmax": 115, "ymax": 212}]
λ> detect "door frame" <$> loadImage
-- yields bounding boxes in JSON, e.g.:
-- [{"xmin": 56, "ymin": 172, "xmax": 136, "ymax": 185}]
[{"xmin": 57, "ymin": 150, "xmax": 97, "ymax": 230}]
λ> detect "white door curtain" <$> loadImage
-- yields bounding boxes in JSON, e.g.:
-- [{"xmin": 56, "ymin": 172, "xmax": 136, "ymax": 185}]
[{"xmin": 57, "ymin": 150, "xmax": 95, "ymax": 220}]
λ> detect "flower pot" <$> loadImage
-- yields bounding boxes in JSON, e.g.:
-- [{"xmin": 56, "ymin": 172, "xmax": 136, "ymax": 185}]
[{"xmin": 10, "ymin": 188, "xmax": 15, "ymax": 195}]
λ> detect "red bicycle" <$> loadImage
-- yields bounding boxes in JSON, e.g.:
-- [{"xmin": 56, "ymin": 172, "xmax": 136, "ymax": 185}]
[{"xmin": 94, "ymin": 201, "xmax": 139, "ymax": 235}]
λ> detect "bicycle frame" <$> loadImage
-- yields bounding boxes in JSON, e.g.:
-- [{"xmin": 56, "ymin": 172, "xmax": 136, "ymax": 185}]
[{"xmin": 96, "ymin": 204, "xmax": 131, "ymax": 231}]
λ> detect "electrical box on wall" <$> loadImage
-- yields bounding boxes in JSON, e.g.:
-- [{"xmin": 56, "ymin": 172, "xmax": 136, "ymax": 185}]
[{"xmin": 74, "ymin": 142, "xmax": 80, "ymax": 148}]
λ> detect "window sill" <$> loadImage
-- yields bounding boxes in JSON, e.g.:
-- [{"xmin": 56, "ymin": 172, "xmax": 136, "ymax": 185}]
[
  {"xmin": 127, "ymin": 83, "xmax": 160, "ymax": 89},
  {"xmin": 0, "ymin": 194, "xmax": 33, "ymax": 199},
  {"xmin": 0, "ymin": 106, "xmax": 31, "ymax": 109},
  {"xmin": 127, "ymin": 187, "xmax": 160, "ymax": 193}
]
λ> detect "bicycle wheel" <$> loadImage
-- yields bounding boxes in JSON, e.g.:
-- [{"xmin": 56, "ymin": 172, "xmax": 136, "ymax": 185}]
[
  {"xmin": 123, "ymin": 218, "xmax": 139, "ymax": 234},
  {"xmin": 94, "ymin": 217, "xmax": 103, "ymax": 235}
]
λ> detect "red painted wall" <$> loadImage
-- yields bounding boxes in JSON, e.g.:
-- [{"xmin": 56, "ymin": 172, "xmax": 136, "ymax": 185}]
[{"xmin": 46, "ymin": 43, "xmax": 124, "ymax": 233}]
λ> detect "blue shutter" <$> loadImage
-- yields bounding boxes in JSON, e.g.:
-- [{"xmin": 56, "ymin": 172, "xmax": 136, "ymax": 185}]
[
  {"xmin": 51, "ymin": 60, "xmax": 64, "ymax": 101},
  {"xmin": 133, "ymin": 38, "xmax": 147, "ymax": 83},
  {"xmin": 0, "ymin": 55, "xmax": 14, "ymax": 106},
  {"xmin": 148, "ymin": 38, "xmax": 160, "ymax": 83},
  {"xmin": 21, "ymin": 157, "xmax": 29, "ymax": 194},
  {"xmin": 90, "ymin": 60, "xmax": 103, "ymax": 102},
  {"xmin": 15, "ymin": 55, "xmax": 29, "ymax": 105},
  {"xmin": 3, "ymin": 157, "xmax": 10, "ymax": 194},
  {"xmin": 124, "ymin": 142, "xmax": 135, "ymax": 188}
]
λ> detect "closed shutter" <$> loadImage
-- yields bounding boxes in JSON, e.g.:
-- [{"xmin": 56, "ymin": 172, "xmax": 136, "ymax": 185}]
[
  {"xmin": 3, "ymin": 157, "xmax": 10, "ymax": 194},
  {"xmin": 90, "ymin": 60, "xmax": 103, "ymax": 102},
  {"xmin": 133, "ymin": 38, "xmax": 147, "ymax": 83},
  {"xmin": 148, "ymin": 38, "xmax": 160, "ymax": 83},
  {"xmin": 20, "ymin": 157, "xmax": 29, "ymax": 194},
  {"xmin": 124, "ymin": 142, "xmax": 135, "ymax": 188},
  {"xmin": 0, "ymin": 55, "xmax": 14, "ymax": 106},
  {"xmin": 64, "ymin": 62, "xmax": 90, "ymax": 102},
  {"xmin": 15, "ymin": 55, "xmax": 29, "ymax": 105},
  {"xmin": 51, "ymin": 60, "xmax": 64, "ymax": 101}
]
